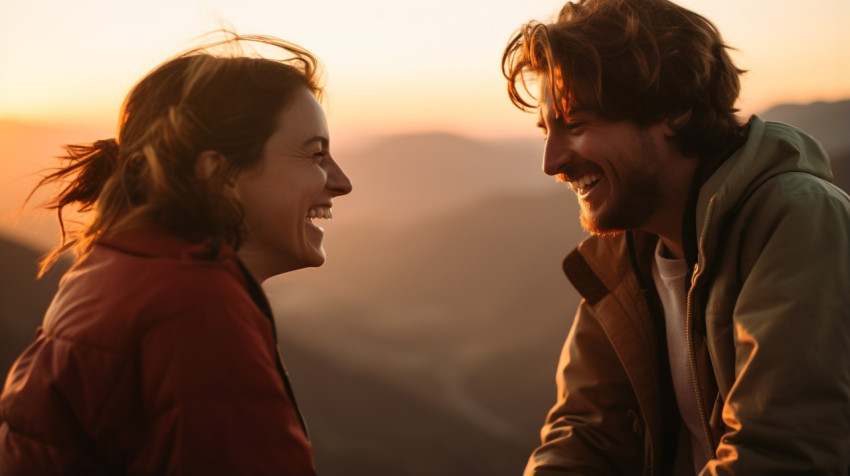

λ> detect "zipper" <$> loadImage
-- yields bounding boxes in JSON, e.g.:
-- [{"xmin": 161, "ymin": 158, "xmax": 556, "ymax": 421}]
[
  {"xmin": 686, "ymin": 264, "xmax": 715, "ymax": 458},
  {"xmin": 687, "ymin": 197, "xmax": 718, "ymax": 459},
  {"xmin": 275, "ymin": 345, "xmax": 310, "ymax": 438},
  {"xmin": 236, "ymin": 258, "xmax": 311, "ymax": 438}
]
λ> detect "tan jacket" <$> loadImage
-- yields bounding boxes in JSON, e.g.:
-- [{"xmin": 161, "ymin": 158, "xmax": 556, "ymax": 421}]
[{"xmin": 526, "ymin": 116, "xmax": 850, "ymax": 475}]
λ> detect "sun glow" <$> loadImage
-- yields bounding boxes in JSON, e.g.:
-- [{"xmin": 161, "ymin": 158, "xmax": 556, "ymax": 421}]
[{"xmin": 2, "ymin": 0, "xmax": 847, "ymax": 139}]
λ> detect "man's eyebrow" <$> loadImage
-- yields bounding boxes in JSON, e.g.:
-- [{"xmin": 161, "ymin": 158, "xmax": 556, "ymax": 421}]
[{"xmin": 565, "ymin": 102, "xmax": 591, "ymax": 115}]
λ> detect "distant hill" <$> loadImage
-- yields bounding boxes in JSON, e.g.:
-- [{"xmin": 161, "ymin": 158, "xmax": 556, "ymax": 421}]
[
  {"xmin": 326, "ymin": 131, "xmax": 560, "ymax": 233},
  {"xmin": 272, "ymin": 190, "xmax": 585, "ymax": 474},
  {"xmin": 0, "ymin": 237, "xmax": 67, "ymax": 376},
  {"xmin": 282, "ymin": 336, "xmax": 533, "ymax": 475},
  {"xmin": 758, "ymin": 99, "xmax": 850, "ymax": 192},
  {"xmin": 759, "ymin": 99, "xmax": 850, "ymax": 155}
]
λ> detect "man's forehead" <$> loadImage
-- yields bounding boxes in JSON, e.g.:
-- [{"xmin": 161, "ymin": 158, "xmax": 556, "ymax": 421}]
[
  {"xmin": 536, "ymin": 75, "xmax": 556, "ymax": 109},
  {"xmin": 536, "ymin": 77, "xmax": 591, "ymax": 125},
  {"xmin": 536, "ymin": 103, "xmax": 548, "ymax": 129}
]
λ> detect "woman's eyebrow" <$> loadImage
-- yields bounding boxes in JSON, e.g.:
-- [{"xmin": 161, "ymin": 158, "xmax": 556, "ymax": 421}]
[{"xmin": 302, "ymin": 135, "xmax": 329, "ymax": 147}]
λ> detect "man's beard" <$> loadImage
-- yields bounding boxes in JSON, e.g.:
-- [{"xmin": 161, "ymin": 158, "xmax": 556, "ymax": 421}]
[
  {"xmin": 578, "ymin": 135, "xmax": 664, "ymax": 235},
  {"xmin": 578, "ymin": 177, "xmax": 661, "ymax": 235}
]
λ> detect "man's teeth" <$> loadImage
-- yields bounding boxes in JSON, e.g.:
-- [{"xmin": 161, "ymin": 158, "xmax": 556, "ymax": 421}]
[
  {"xmin": 307, "ymin": 207, "xmax": 332, "ymax": 219},
  {"xmin": 571, "ymin": 173, "xmax": 603, "ymax": 193}
]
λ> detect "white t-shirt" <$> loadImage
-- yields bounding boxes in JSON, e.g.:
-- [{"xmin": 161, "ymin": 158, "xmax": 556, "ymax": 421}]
[{"xmin": 651, "ymin": 241, "xmax": 713, "ymax": 475}]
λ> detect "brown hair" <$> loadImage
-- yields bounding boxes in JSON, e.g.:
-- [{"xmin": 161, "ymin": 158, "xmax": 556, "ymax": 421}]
[
  {"xmin": 33, "ymin": 32, "xmax": 323, "ymax": 275},
  {"xmin": 502, "ymin": 0, "xmax": 745, "ymax": 157}
]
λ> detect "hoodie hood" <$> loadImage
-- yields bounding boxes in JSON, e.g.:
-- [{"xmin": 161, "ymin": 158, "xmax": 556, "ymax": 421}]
[{"xmin": 693, "ymin": 115, "xmax": 833, "ymax": 262}]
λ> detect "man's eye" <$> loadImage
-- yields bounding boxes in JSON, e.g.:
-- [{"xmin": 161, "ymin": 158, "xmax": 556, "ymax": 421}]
[{"xmin": 565, "ymin": 121, "xmax": 585, "ymax": 131}]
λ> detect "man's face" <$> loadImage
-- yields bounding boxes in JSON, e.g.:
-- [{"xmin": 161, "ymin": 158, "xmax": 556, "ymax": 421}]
[{"xmin": 537, "ymin": 89, "xmax": 673, "ymax": 235}]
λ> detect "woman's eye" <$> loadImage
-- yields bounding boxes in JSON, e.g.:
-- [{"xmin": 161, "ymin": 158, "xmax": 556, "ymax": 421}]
[{"xmin": 565, "ymin": 121, "xmax": 585, "ymax": 131}]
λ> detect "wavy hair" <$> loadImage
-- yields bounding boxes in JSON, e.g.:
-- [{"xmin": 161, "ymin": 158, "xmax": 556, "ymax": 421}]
[
  {"xmin": 502, "ymin": 0, "xmax": 745, "ymax": 157},
  {"xmin": 32, "ymin": 31, "xmax": 323, "ymax": 276}
]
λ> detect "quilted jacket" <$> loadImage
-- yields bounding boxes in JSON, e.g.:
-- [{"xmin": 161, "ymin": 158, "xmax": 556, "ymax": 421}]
[{"xmin": 0, "ymin": 227, "xmax": 316, "ymax": 474}]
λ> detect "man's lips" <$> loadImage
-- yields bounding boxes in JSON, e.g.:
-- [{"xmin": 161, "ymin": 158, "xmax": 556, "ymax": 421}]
[
  {"xmin": 556, "ymin": 168, "xmax": 604, "ymax": 195},
  {"xmin": 569, "ymin": 173, "xmax": 603, "ymax": 194}
]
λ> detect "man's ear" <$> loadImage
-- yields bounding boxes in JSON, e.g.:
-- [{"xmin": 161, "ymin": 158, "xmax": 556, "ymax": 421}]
[
  {"xmin": 665, "ymin": 109, "xmax": 693, "ymax": 137},
  {"xmin": 195, "ymin": 150, "xmax": 224, "ymax": 180}
]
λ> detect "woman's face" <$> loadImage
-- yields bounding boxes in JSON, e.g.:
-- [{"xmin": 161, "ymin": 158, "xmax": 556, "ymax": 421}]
[{"xmin": 233, "ymin": 87, "xmax": 352, "ymax": 282}]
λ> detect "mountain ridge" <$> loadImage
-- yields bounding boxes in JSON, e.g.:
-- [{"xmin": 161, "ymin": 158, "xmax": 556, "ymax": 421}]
[{"xmin": 1, "ymin": 98, "xmax": 847, "ymax": 475}]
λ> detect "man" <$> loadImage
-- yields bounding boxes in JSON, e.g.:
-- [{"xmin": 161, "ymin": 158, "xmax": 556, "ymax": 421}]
[{"xmin": 501, "ymin": 0, "xmax": 850, "ymax": 474}]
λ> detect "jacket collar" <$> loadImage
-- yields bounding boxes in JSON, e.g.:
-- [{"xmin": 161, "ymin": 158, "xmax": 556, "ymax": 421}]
[
  {"xmin": 96, "ymin": 225, "xmax": 234, "ymax": 263},
  {"xmin": 563, "ymin": 231, "xmax": 676, "ymax": 470},
  {"xmin": 96, "ymin": 225, "xmax": 310, "ymax": 436},
  {"xmin": 681, "ymin": 118, "xmax": 751, "ymax": 271}
]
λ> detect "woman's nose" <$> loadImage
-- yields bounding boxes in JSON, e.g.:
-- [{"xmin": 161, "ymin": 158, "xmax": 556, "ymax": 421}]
[{"xmin": 327, "ymin": 157, "xmax": 353, "ymax": 196}]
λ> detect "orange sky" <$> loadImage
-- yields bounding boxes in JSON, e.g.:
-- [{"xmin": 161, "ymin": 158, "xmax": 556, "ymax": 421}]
[{"xmin": 1, "ymin": 0, "xmax": 849, "ymax": 142}]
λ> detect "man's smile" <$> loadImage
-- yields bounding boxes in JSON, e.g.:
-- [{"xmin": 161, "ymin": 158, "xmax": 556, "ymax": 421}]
[{"xmin": 569, "ymin": 172, "xmax": 603, "ymax": 195}]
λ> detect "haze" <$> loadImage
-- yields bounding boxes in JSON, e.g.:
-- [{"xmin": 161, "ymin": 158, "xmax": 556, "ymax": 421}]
[{"xmin": 1, "ymin": 0, "xmax": 849, "ymax": 142}]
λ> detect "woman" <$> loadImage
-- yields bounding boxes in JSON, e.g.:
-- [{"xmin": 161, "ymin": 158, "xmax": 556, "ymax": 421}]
[{"xmin": 0, "ymin": 32, "xmax": 351, "ymax": 473}]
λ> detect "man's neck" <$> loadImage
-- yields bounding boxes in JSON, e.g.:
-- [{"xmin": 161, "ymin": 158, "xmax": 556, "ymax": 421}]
[{"xmin": 644, "ymin": 164, "xmax": 697, "ymax": 260}]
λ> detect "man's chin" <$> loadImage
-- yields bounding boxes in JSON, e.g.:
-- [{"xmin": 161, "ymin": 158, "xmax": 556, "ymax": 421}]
[{"xmin": 580, "ymin": 212, "xmax": 628, "ymax": 237}]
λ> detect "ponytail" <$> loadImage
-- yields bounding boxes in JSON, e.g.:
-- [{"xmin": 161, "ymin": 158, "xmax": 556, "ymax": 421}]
[{"xmin": 31, "ymin": 138, "xmax": 122, "ymax": 276}]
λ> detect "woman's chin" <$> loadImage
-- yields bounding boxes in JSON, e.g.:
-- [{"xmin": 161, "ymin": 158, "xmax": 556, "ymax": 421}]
[
  {"xmin": 305, "ymin": 246, "xmax": 327, "ymax": 268},
  {"xmin": 287, "ymin": 244, "xmax": 327, "ymax": 272},
  {"xmin": 301, "ymin": 233, "xmax": 327, "ymax": 268}
]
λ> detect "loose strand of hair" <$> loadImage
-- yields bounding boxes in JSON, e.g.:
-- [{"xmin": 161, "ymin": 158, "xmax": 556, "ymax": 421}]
[{"xmin": 29, "ymin": 139, "xmax": 120, "ymax": 276}]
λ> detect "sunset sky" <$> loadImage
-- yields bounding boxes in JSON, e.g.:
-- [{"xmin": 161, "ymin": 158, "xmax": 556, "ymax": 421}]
[{"xmin": 1, "ymin": 0, "xmax": 849, "ymax": 142}]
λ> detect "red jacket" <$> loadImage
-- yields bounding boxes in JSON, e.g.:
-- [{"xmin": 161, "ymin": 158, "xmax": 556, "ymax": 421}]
[{"xmin": 0, "ymin": 227, "xmax": 316, "ymax": 474}]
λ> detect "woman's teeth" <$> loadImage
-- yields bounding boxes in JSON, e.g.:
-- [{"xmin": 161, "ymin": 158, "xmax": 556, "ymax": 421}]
[{"xmin": 307, "ymin": 206, "xmax": 332, "ymax": 219}]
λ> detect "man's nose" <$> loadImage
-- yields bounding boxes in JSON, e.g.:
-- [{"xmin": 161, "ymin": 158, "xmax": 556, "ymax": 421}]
[{"xmin": 542, "ymin": 134, "xmax": 572, "ymax": 176}]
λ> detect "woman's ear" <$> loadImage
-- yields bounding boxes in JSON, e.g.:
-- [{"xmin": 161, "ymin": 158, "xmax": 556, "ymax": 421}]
[
  {"xmin": 665, "ymin": 109, "xmax": 693, "ymax": 137},
  {"xmin": 195, "ymin": 151, "xmax": 224, "ymax": 180}
]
